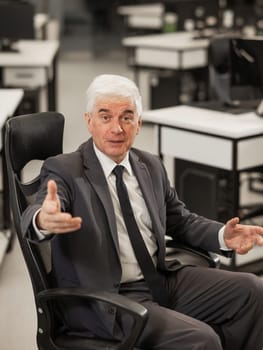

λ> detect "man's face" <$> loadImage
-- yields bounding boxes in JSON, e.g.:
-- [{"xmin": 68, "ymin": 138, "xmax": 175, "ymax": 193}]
[{"xmin": 85, "ymin": 96, "xmax": 142, "ymax": 163}]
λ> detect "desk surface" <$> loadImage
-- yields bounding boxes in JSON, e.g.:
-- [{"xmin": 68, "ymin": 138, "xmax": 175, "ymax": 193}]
[
  {"xmin": 123, "ymin": 31, "xmax": 210, "ymax": 50},
  {"xmin": 118, "ymin": 3, "xmax": 164, "ymax": 16},
  {"xmin": 143, "ymin": 105, "xmax": 263, "ymax": 139},
  {"xmin": 0, "ymin": 89, "xmax": 24, "ymax": 129},
  {"xmin": 0, "ymin": 40, "xmax": 59, "ymax": 67}
]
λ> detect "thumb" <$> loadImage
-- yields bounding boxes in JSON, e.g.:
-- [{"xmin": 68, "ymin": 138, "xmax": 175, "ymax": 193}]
[
  {"xmin": 46, "ymin": 180, "xmax": 58, "ymax": 202},
  {"xmin": 227, "ymin": 217, "xmax": 240, "ymax": 229}
]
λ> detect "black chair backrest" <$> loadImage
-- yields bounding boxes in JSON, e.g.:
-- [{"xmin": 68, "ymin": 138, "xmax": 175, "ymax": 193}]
[
  {"xmin": 208, "ymin": 36, "xmax": 231, "ymax": 102},
  {"xmin": 4, "ymin": 112, "xmax": 147, "ymax": 350},
  {"xmin": 208, "ymin": 36, "xmax": 262, "ymax": 104},
  {"xmin": 5, "ymin": 112, "xmax": 64, "ymax": 296}
]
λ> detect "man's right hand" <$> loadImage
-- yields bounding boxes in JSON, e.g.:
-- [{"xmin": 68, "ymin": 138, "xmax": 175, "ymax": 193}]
[{"xmin": 36, "ymin": 179, "xmax": 82, "ymax": 234}]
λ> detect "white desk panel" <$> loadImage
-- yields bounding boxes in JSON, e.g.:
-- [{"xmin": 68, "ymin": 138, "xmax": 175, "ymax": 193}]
[
  {"xmin": 135, "ymin": 47, "xmax": 207, "ymax": 69},
  {"xmin": 118, "ymin": 4, "xmax": 164, "ymax": 16},
  {"xmin": 238, "ymin": 136, "xmax": 263, "ymax": 170},
  {"xmin": 161, "ymin": 127, "xmax": 233, "ymax": 170},
  {"xmin": 128, "ymin": 15, "xmax": 163, "ymax": 29},
  {"xmin": 118, "ymin": 4, "xmax": 164, "ymax": 30},
  {"xmin": 123, "ymin": 32, "xmax": 209, "ymax": 51},
  {"xmin": 3, "ymin": 67, "xmax": 47, "ymax": 87}
]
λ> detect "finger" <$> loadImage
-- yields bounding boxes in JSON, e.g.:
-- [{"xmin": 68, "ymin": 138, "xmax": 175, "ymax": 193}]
[
  {"xmin": 44, "ymin": 216, "xmax": 82, "ymax": 233},
  {"xmin": 45, "ymin": 213, "xmax": 81, "ymax": 226},
  {"xmin": 236, "ymin": 246, "xmax": 250, "ymax": 255},
  {"xmin": 227, "ymin": 217, "xmax": 240, "ymax": 229},
  {"xmin": 46, "ymin": 180, "xmax": 58, "ymax": 201},
  {"xmin": 255, "ymin": 234, "xmax": 263, "ymax": 246}
]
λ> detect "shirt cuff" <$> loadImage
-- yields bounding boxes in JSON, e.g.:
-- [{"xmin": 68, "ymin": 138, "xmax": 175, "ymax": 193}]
[
  {"xmin": 218, "ymin": 225, "xmax": 232, "ymax": 251},
  {"xmin": 33, "ymin": 208, "xmax": 52, "ymax": 240}
]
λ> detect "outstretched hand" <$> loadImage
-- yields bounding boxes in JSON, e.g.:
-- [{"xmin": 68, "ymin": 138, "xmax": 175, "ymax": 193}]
[
  {"xmin": 224, "ymin": 217, "xmax": 263, "ymax": 254},
  {"xmin": 36, "ymin": 179, "xmax": 82, "ymax": 234}
]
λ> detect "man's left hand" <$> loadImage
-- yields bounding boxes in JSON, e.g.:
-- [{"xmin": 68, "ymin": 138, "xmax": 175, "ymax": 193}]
[{"xmin": 224, "ymin": 217, "xmax": 263, "ymax": 254}]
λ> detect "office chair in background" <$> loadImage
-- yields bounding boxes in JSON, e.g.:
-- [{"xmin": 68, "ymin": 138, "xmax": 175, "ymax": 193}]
[
  {"xmin": 208, "ymin": 36, "xmax": 233, "ymax": 106},
  {"xmin": 5, "ymin": 112, "xmax": 219, "ymax": 350},
  {"xmin": 208, "ymin": 35, "xmax": 262, "ymax": 109},
  {"xmin": 208, "ymin": 36, "xmax": 263, "ymax": 224}
]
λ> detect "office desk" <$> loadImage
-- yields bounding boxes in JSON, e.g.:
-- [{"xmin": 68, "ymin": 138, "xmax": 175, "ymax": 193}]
[
  {"xmin": 0, "ymin": 40, "xmax": 59, "ymax": 112},
  {"xmin": 118, "ymin": 3, "xmax": 164, "ymax": 31},
  {"xmin": 123, "ymin": 31, "xmax": 210, "ymax": 109},
  {"xmin": 142, "ymin": 105, "xmax": 263, "ymax": 270},
  {"xmin": 123, "ymin": 31, "xmax": 209, "ymax": 69},
  {"xmin": 0, "ymin": 89, "xmax": 24, "ymax": 268}
]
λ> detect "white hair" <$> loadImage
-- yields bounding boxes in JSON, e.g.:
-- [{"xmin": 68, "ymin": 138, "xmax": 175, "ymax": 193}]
[{"xmin": 85, "ymin": 74, "xmax": 142, "ymax": 116}]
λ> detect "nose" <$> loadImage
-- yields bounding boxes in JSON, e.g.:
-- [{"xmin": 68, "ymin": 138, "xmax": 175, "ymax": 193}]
[{"xmin": 111, "ymin": 119, "xmax": 123, "ymax": 133}]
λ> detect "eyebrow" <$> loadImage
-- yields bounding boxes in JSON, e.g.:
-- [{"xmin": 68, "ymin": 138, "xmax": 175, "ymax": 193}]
[
  {"xmin": 98, "ymin": 108, "xmax": 110, "ymax": 113},
  {"xmin": 98, "ymin": 108, "xmax": 135, "ymax": 114}
]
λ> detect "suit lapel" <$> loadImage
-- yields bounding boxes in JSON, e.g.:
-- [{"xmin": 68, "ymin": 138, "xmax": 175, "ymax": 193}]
[
  {"xmin": 81, "ymin": 140, "xmax": 120, "ymax": 254},
  {"xmin": 130, "ymin": 151, "xmax": 165, "ymax": 255}
]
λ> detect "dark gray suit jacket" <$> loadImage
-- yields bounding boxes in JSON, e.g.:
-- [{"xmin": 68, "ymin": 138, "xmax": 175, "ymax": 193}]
[{"xmin": 21, "ymin": 138, "xmax": 223, "ymax": 338}]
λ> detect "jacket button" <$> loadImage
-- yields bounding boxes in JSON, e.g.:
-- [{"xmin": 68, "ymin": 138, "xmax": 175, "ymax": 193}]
[{"xmin": 108, "ymin": 307, "xmax": 115, "ymax": 315}]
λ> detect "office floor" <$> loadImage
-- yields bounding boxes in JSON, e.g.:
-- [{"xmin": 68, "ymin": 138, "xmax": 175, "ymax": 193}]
[{"xmin": 0, "ymin": 16, "xmax": 263, "ymax": 350}]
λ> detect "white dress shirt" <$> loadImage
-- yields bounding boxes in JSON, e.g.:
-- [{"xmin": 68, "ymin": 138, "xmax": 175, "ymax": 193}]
[{"xmin": 94, "ymin": 144, "xmax": 158, "ymax": 283}]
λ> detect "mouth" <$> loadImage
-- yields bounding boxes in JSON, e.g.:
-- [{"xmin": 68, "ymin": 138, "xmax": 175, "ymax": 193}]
[{"xmin": 108, "ymin": 140, "xmax": 125, "ymax": 144}]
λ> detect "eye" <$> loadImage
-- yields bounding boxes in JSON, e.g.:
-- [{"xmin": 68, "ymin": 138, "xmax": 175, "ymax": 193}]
[
  {"xmin": 100, "ymin": 114, "xmax": 111, "ymax": 123},
  {"xmin": 121, "ymin": 115, "xmax": 134, "ymax": 124}
]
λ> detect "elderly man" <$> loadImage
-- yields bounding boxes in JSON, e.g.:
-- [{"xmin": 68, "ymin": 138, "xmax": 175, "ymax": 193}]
[{"xmin": 22, "ymin": 74, "xmax": 263, "ymax": 350}]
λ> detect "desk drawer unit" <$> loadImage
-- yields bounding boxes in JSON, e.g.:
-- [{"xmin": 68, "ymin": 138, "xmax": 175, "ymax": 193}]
[{"xmin": 3, "ymin": 67, "xmax": 47, "ymax": 88}]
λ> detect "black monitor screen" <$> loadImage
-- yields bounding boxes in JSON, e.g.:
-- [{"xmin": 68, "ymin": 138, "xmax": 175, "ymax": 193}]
[
  {"xmin": 230, "ymin": 38, "xmax": 263, "ymax": 93},
  {"xmin": 164, "ymin": 0, "xmax": 219, "ymax": 31},
  {"xmin": 0, "ymin": 1, "xmax": 34, "ymax": 50}
]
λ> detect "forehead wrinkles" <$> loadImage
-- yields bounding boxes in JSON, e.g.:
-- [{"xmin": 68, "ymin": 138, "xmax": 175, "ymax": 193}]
[{"xmin": 95, "ymin": 96, "xmax": 136, "ymax": 113}]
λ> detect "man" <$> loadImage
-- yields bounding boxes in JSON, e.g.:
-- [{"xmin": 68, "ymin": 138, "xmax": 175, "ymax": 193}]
[{"xmin": 22, "ymin": 74, "xmax": 263, "ymax": 350}]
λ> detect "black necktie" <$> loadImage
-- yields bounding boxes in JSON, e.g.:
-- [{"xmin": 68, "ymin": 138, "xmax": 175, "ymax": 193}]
[{"xmin": 113, "ymin": 165, "xmax": 169, "ymax": 306}]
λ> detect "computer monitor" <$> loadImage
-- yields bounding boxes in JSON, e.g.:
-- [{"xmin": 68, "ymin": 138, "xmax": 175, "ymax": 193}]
[
  {"xmin": 230, "ymin": 37, "xmax": 263, "ymax": 100},
  {"xmin": 164, "ymin": 0, "xmax": 220, "ymax": 32},
  {"xmin": 226, "ymin": 0, "xmax": 259, "ymax": 28},
  {"xmin": 0, "ymin": 1, "xmax": 35, "ymax": 52}
]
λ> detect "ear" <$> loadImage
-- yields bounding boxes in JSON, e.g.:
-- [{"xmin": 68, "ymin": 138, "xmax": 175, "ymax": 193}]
[
  {"xmin": 85, "ymin": 112, "xmax": 91, "ymax": 128},
  {"xmin": 136, "ymin": 116, "xmax": 142, "ymax": 134}
]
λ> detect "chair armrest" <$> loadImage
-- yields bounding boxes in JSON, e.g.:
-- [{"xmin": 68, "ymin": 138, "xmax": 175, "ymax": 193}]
[
  {"xmin": 166, "ymin": 240, "xmax": 220, "ymax": 268},
  {"xmin": 37, "ymin": 287, "xmax": 148, "ymax": 350}
]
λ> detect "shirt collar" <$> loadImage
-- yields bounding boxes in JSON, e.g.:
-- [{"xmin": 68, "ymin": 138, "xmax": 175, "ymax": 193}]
[{"xmin": 93, "ymin": 143, "xmax": 133, "ymax": 178}]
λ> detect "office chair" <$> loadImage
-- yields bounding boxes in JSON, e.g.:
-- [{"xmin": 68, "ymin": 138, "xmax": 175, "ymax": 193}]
[
  {"xmin": 208, "ymin": 36, "xmax": 262, "ymax": 109},
  {"xmin": 4, "ymin": 112, "xmax": 219, "ymax": 350},
  {"xmin": 208, "ymin": 36, "xmax": 231, "ymax": 105},
  {"xmin": 208, "ymin": 36, "xmax": 263, "ymax": 223}
]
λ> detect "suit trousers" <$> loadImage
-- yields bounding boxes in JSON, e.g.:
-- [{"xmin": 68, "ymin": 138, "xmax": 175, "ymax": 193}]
[{"xmin": 118, "ymin": 267, "xmax": 263, "ymax": 350}]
